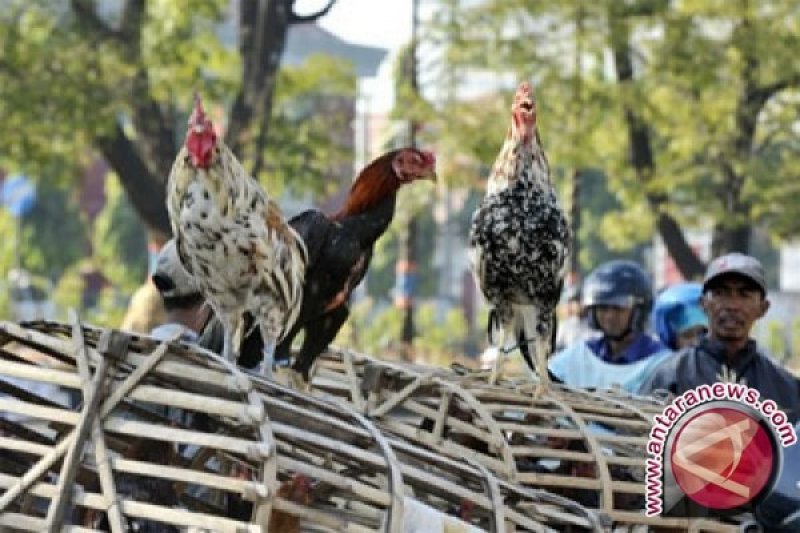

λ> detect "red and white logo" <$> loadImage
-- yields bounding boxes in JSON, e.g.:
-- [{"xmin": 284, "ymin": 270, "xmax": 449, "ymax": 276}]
[
  {"xmin": 645, "ymin": 384, "xmax": 796, "ymax": 517},
  {"xmin": 669, "ymin": 406, "xmax": 774, "ymax": 510}
]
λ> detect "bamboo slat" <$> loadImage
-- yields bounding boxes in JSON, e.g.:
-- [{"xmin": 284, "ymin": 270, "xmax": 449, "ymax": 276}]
[
  {"xmin": 306, "ymin": 347, "xmax": 745, "ymax": 532},
  {"xmin": 1, "ymin": 320, "xmax": 602, "ymax": 532},
  {"xmin": 0, "ymin": 320, "xmax": 745, "ymax": 532}
]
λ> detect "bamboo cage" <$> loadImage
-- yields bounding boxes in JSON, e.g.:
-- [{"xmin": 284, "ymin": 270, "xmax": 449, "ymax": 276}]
[
  {"xmin": 307, "ymin": 347, "xmax": 746, "ymax": 533},
  {"xmin": 0, "ymin": 320, "xmax": 608, "ymax": 532}
]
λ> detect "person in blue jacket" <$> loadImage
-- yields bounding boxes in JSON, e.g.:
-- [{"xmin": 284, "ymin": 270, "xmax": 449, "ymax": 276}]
[
  {"xmin": 548, "ymin": 260, "xmax": 671, "ymax": 392},
  {"xmin": 639, "ymin": 253, "xmax": 800, "ymax": 423},
  {"xmin": 651, "ymin": 282, "xmax": 708, "ymax": 351}
]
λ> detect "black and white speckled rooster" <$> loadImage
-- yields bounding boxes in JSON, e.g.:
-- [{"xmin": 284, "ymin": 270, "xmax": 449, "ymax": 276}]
[{"xmin": 468, "ymin": 81, "xmax": 569, "ymax": 391}]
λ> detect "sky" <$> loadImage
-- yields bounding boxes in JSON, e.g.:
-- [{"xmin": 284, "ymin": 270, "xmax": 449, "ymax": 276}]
[
  {"xmin": 296, "ymin": 0, "xmax": 416, "ymax": 112},
  {"xmin": 299, "ymin": 0, "xmax": 413, "ymax": 50}
]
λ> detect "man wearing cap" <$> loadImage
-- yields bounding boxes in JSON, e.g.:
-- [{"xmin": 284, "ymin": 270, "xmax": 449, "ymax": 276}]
[
  {"xmin": 640, "ymin": 252, "xmax": 800, "ymax": 423},
  {"xmin": 150, "ymin": 239, "xmax": 211, "ymax": 343}
]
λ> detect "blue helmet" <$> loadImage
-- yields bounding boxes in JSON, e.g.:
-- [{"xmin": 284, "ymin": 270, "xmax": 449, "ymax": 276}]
[
  {"xmin": 652, "ymin": 282, "xmax": 707, "ymax": 350},
  {"xmin": 582, "ymin": 260, "xmax": 653, "ymax": 332}
]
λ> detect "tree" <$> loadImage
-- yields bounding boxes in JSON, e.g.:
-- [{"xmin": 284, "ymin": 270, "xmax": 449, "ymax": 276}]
[
  {"xmin": 425, "ymin": 0, "xmax": 800, "ymax": 277},
  {"xmin": 0, "ymin": 0, "xmax": 338, "ymax": 247},
  {"xmin": 92, "ymin": 173, "xmax": 148, "ymax": 292}
]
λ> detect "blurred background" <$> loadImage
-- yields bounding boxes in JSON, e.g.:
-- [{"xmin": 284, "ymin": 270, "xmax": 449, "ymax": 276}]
[{"xmin": 0, "ymin": 0, "xmax": 798, "ymax": 372}]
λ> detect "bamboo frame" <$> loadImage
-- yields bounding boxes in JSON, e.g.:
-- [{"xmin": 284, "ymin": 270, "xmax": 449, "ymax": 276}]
[
  {"xmin": 305, "ymin": 346, "xmax": 747, "ymax": 532},
  {"xmin": 1, "ymin": 320, "xmax": 603, "ymax": 532},
  {"xmin": 0, "ymin": 321, "xmax": 747, "ymax": 532}
]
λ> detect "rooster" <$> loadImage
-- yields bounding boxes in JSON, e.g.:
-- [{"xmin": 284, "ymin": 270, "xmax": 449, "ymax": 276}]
[
  {"xmin": 275, "ymin": 148, "xmax": 436, "ymax": 385},
  {"xmin": 468, "ymin": 81, "xmax": 569, "ymax": 392},
  {"xmin": 166, "ymin": 95, "xmax": 307, "ymax": 377},
  {"xmin": 267, "ymin": 474, "xmax": 315, "ymax": 533}
]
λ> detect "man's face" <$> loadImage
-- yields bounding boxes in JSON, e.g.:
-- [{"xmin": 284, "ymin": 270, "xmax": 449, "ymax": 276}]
[
  {"xmin": 594, "ymin": 305, "xmax": 634, "ymax": 338},
  {"xmin": 701, "ymin": 275, "xmax": 769, "ymax": 343}
]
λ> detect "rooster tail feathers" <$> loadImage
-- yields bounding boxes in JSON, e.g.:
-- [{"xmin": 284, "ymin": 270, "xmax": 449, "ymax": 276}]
[
  {"xmin": 279, "ymin": 231, "xmax": 308, "ymax": 342},
  {"xmin": 486, "ymin": 309, "xmax": 498, "ymax": 346}
]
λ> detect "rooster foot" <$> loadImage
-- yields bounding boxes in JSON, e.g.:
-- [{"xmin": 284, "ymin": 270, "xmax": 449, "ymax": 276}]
[
  {"xmin": 488, "ymin": 363, "xmax": 504, "ymax": 386},
  {"xmin": 483, "ymin": 346, "xmax": 503, "ymax": 386},
  {"xmin": 531, "ymin": 382, "xmax": 548, "ymax": 400},
  {"xmin": 287, "ymin": 369, "xmax": 310, "ymax": 392}
]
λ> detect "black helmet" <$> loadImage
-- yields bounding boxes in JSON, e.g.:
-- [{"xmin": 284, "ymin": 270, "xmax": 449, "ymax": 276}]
[{"xmin": 582, "ymin": 260, "xmax": 653, "ymax": 332}]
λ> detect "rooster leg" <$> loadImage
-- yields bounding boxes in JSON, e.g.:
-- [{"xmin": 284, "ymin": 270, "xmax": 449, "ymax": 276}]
[
  {"xmin": 257, "ymin": 330, "xmax": 276, "ymax": 379},
  {"xmin": 519, "ymin": 306, "xmax": 552, "ymax": 398},
  {"xmin": 221, "ymin": 318, "xmax": 236, "ymax": 363},
  {"xmin": 488, "ymin": 326, "xmax": 511, "ymax": 385},
  {"xmin": 532, "ymin": 338, "xmax": 552, "ymax": 399}
]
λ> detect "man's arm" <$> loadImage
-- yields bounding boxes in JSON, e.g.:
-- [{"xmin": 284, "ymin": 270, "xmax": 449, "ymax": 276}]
[{"xmin": 638, "ymin": 353, "xmax": 681, "ymax": 396}]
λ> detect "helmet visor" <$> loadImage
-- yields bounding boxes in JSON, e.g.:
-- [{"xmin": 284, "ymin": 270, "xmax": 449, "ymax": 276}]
[{"xmin": 583, "ymin": 293, "xmax": 640, "ymax": 308}]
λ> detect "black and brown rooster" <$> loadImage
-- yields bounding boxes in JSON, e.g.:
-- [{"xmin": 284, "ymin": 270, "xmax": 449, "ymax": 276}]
[
  {"xmin": 468, "ymin": 81, "xmax": 569, "ymax": 393},
  {"xmin": 276, "ymin": 148, "xmax": 437, "ymax": 385}
]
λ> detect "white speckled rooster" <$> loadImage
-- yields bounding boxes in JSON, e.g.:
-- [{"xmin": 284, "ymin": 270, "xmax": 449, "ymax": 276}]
[
  {"xmin": 469, "ymin": 82, "xmax": 569, "ymax": 392},
  {"xmin": 166, "ymin": 95, "xmax": 307, "ymax": 377}
]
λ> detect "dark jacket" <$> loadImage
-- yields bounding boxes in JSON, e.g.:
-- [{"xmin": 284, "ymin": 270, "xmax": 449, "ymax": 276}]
[{"xmin": 639, "ymin": 337, "xmax": 800, "ymax": 424}]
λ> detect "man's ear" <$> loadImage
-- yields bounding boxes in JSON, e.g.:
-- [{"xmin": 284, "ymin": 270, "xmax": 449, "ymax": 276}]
[
  {"xmin": 700, "ymin": 293, "xmax": 710, "ymax": 314},
  {"xmin": 758, "ymin": 298, "xmax": 770, "ymax": 319}
]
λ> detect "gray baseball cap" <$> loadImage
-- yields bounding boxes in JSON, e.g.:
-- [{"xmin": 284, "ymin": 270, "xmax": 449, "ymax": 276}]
[
  {"xmin": 151, "ymin": 240, "xmax": 200, "ymax": 299},
  {"xmin": 702, "ymin": 253, "xmax": 766, "ymax": 294}
]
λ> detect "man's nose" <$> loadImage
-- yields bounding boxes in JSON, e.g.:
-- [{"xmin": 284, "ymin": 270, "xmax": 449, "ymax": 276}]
[{"xmin": 715, "ymin": 296, "xmax": 738, "ymax": 311}]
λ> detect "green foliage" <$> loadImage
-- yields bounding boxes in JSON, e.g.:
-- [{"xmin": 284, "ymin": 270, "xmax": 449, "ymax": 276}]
[
  {"xmin": 93, "ymin": 175, "xmax": 149, "ymax": 291},
  {"xmin": 764, "ymin": 320, "xmax": 787, "ymax": 362},
  {"xmin": 789, "ymin": 317, "xmax": 800, "ymax": 373},
  {"xmin": 262, "ymin": 54, "xmax": 358, "ymax": 197},
  {"xmin": 0, "ymin": 0, "xmax": 233, "ymax": 184},
  {"xmin": 337, "ymin": 298, "xmax": 403, "ymax": 354},
  {"xmin": 0, "ymin": 1, "xmax": 368, "ymax": 330},
  {"xmin": 424, "ymin": 0, "xmax": 800, "ymax": 259},
  {"xmin": 50, "ymin": 260, "xmax": 87, "ymax": 317},
  {"xmin": 19, "ymin": 184, "xmax": 90, "ymax": 280},
  {"xmin": 85, "ymin": 287, "xmax": 130, "ymax": 329},
  {"xmin": 0, "ymin": 210, "xmax": 16, "ymax": 319},
  {"xmin": 335, "ymin": 297, "xmax": 472, "ymax": 366},
  {"xmin": 391, "ymin": 43, "xmax": 436, "ymax": 127},
  {"xmin": 0, "ymin": 178, "xmax": 88, "ymax": 319},
  {"xmin": 413, "ymin": 302, "xmax": 469, "ymax": 366}
]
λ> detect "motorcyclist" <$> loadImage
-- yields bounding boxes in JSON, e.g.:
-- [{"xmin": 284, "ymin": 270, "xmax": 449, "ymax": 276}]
[
  {"xmin": 548, "ymin": 260, "xmax": 671, "ymax": 392},
  {"xmin": 651, "ymin": 282, "xmax": 708, "ymax": 351}
]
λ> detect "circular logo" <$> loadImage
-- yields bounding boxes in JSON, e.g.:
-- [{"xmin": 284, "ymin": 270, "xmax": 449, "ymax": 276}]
[{"xmin": 669, "ymin": 406, "xmax": 776, "ymax": 510}]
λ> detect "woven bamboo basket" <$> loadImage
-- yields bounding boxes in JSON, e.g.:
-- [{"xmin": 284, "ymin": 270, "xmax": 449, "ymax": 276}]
[
  {"xmin": 307, "ymin": 347, "xmax": 747, "ymax": 533},
  {"xmin": 0, "ymin": 320, "xmax": 607, "ymax": 532}
]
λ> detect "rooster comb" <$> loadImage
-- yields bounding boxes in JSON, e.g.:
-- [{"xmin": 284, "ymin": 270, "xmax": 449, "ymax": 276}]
[{"xmin": 189, "ymin": 92, "xmax": 207, "ymax": 127}]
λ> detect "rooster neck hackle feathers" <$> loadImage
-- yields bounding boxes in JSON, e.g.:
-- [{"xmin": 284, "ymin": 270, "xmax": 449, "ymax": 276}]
[
  {"xmin": 332, "ymin": 150, "xmax": 405, "ymax": 221},
  {"xmin": 332, "ymin": 147, "xmax": 435, "ymax": 220},
  {"xmin": 487, "ymin": 83, "xmax": 550, "ymax": 197}
]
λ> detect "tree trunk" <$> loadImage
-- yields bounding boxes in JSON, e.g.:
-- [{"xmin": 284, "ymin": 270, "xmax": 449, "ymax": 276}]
[
  {"xmin": 79, "ymin": 0, "xmax": 338, "ymax": 241},
  {"xmin": 97, "ymin": 124, "xmax": 172, "ymax": 239},
  {"xmin": 711, "ymin": 224, "xmax": 751, "ymax": 258},
  {"xmin": 78, "ymin": 0, "xmax": 337, "ymax": 329},
  {"xmin": 608, "ymin": 6, "xmax": 706, "ymax": 280},
  {"xmin": 568, "ymin": 169, "xmax": 581, "ymax": 281},
  {"xmin": 397, "ymin": 0, "xmax": 421, "ymax": 354}
]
